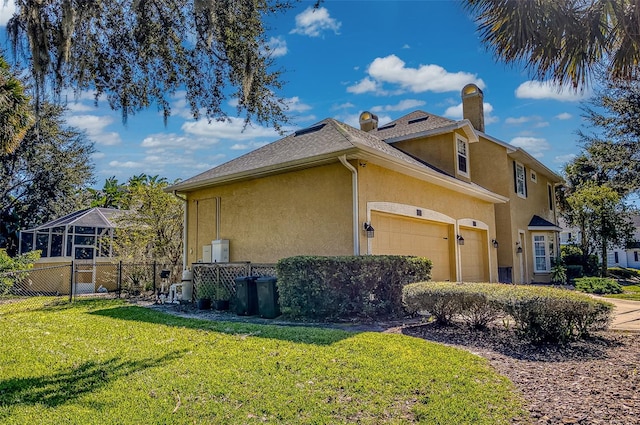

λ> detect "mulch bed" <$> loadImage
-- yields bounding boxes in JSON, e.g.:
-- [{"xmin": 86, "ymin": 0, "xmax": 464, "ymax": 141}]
[{"xmin": 401, "ymin": 323, "xmax": 640, "ymax": 425}]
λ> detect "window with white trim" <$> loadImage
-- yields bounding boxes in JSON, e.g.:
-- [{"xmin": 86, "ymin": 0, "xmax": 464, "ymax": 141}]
[
  {"xmin": 515, "ymin": 162, "xmax": 527, "ymax": 197},
  {"xmin": 456, "ymin": 137, "xmax": 469, "ymax": 176},
  {"xmin": 533, "ymin": 234, "xmax": 550, "ymax": 272},
  {"xmin": 531, "ymin": 170, "xmax": 537, "ymax": 182}
]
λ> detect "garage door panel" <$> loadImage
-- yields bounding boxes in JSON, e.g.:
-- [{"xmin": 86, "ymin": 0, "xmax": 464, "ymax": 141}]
[
  {"xmin": 371, "ymin": 212, "xmax": 451, "ymax": 281},
  {"xmin": 460, "ymin": 228, "xmax": 487, "ymax": 282}
]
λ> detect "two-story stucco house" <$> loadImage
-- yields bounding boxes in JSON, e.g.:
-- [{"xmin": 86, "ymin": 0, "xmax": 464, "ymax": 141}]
[{"xmin": 168, "ymin": 84, "xmax": 563, "ymax": 284}]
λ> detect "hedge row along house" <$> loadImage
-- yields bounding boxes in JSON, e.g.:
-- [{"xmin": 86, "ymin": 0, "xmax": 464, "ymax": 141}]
[{"xmin": 167, "ymin": 84, "xmax": 563, "ymax": 284}]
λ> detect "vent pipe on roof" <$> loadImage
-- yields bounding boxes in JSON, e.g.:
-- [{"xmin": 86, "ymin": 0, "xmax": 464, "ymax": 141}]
[
  {"xmin": 461, "ymin": 84, "xmax": 484, "ymax": 132},
  {"xmin": 359, "ymin": 111, "xmax": 378, "ymax": 132}
]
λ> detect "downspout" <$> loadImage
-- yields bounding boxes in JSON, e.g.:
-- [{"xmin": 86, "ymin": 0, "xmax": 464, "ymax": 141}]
[
  {"xmin": 173, "ymin": 191, "xmax": 188, "ymax": 270},
  {"xmin": 339, "ymin": 155, "xmax": 360, "ymax": 255}
]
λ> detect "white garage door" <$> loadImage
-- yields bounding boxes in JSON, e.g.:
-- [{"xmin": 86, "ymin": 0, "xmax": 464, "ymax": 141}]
[
  {"xmin": 459, "ymin": 227, "xmax": 488, "ymax": 282},
  {"xmin": 371, "ymin": 211, "xmax": 452, "ymax": 281}
]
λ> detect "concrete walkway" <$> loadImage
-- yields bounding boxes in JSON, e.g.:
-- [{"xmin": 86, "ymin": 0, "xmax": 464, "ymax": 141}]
[{"xmin": 595, "ymin": 296, "xmax": 640, "ymax": 332}]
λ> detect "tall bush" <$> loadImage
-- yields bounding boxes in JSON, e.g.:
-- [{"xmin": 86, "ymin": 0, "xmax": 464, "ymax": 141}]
[
  {"xmin": 0, "ymin": 249, "xmax": 41, "ymax": 294},
  {"xmin": 276, "ymin": 255, "xmax": 432, "ymax": 320}
]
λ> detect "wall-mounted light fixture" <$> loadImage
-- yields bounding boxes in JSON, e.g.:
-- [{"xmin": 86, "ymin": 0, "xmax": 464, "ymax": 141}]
[
  {"xmin": 363, "ymin": 222, "xmax": 375, "ymax": 238},
  {"xmin": 516, "ymin": 241, "xmax": 523, "ymax": 254},
  {"xmin": 457, "ymin": 234, "xmax": 465, "ymax": 245},
  {"xmin": 492, "ymin": 239, "xmax": 499, "ymax": 248}
]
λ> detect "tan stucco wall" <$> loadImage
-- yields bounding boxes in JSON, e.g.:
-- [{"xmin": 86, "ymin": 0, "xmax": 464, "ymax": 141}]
[
  {"xmin": 184, "ymin": 163, "xmax": 354, "ymax": 264},
  {"xmin": 392, "ymin": 133, "xmax": 456, "ymax": 177},
  {"xmin": 356, "ymin": 162, "xmax": 499, "ymax": 280}
]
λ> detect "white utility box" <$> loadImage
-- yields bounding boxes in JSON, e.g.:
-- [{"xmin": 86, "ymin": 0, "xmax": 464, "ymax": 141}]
[
  {"xmin": 211, "ymin": 239, "xmax": 230, "ymax": 263},
  {"xmin": 202, "ymin": 245, "xmax": 212, "ymax": 263}
]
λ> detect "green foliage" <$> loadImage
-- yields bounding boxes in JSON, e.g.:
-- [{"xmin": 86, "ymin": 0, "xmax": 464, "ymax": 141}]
[
  {"xmin": 566, "ymin": 265, "xmax": 584, "ymax": 281},
  {"xmin": 606, "ymin": 285, "xmax": 640, "ymax": 301},
  {"xmin": 0, "ymin": 299, "xmax": 527, "ymax": 424},
  {"xmin": 6, "ymin": 1, "xmax": 290, "ymax": 130},
  {"xmin": 607, "ymin": 267, "xmax": 640, "ymax": 280},
  {"xmin": 574, "ymin": 277, "xmax": 623, "ymax": 295},
  {"xmin": 403, "ymin": 282, "xmax": 613, "ymax": 343},
  {"xmin": 0, "ymin": 249, "xmax": 40, "ymax": 294},
  {"xmin": 550, "ymin": 259, "xmax": 567, "ymax": 284},
  {"xmin": 0, "ymin": 102, "xmax": 95, "ymax": 255},
  {"xmin": 0, "ymin": 55, "xmax": 33, "ymax": 154},
  {"xmin": 111, "ymin": 175, "xmax": 183, "ymax": 266},
  {"xmin": 276, "ymin": 255, "xmax": 432, "ymax": 320}
]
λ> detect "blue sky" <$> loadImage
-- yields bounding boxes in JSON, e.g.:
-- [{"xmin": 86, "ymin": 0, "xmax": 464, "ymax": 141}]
[{"xmin": 1, "ymin": 0, "xmax": 592, "ymax": 187}]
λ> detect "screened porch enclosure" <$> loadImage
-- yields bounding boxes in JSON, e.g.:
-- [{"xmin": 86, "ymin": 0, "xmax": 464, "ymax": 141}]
[{"xmin": 18, "ymin": 208, "xmax": 124, "ymax": 294}]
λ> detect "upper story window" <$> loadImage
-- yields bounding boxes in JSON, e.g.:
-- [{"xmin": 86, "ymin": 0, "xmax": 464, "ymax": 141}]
[
  {"xmin": 514, "ymin": 161, "xmax": 527, "ymax": 198},
  {"xmin": 531, "ymin": 170, "xmax": 537, "ymax": 182},
  {"xmin": 456, "ymin": 137, "xmax": 469, "ymax": 177}
]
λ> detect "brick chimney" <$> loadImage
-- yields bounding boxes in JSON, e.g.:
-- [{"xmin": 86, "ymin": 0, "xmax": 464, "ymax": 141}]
[
  {"xmin": 461, "ymin": 84, "xmax": 484, "ymax": 132},
  {"xmin": 359, "ymin": 111, "xmax": 378, "ymax": 132}
]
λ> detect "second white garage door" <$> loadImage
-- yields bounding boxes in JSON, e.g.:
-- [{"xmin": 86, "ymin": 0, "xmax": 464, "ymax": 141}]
[
  {"xmin": 370, "ymin": 211, "xmax": 453, "ymax": 281},
  {"xmin": 459, "ymin": 227, "xmax": 488, "ymax": 282}
]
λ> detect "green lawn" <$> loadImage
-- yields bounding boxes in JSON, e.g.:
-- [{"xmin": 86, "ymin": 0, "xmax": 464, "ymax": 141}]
[
  {"xmin": 0, "ymin": 299, "xmax": 527, "ymax": 424},
  {"xmin": 606, "ymin": 284, "xmax": 640, "ymax": 301}
]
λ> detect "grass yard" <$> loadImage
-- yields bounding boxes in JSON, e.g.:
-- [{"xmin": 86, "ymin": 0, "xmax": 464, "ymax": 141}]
[
  {"xmin": 606, "ymin": 284, "xmax": 640, "ymax": 301},
  {"xmin": 0, "ymin": 299, "xmax": 526, "ymax": 424}
]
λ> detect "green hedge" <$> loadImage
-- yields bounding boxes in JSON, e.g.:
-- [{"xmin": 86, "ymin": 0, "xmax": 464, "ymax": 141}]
[
  {"xmin": 276, "ymin": 255, "xmax": 432, "ymax": 320},
  {"xmin": 574, "ymin": 277, "xmax": 623, "ymax": 294},
  {"xmin": 403, "ymin": 282, "xmax": 613, "ymax": 343}
]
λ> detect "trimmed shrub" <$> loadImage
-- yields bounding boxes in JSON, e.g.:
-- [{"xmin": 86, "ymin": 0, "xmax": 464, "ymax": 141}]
[
  {"xmin": 565, "ymin": 265, "xmax": 584, "ymax": 282},
  {"xmin": 607, "ymin": 267, "xmax": 640, "ymax": 280},
  {"xmin": 574, "ymin": 277, "xmax": 623, "ymax": 295},
  {"xmin": 403, "ymin": 282, "xmax": 613, "ymax": 343},
  {"xmin": 276, "ymin": 255, "xmax": 432, "ymax": 320}
]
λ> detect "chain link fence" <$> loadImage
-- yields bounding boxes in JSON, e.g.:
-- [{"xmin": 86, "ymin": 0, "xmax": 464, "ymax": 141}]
[{"xmin": 0, "ymin": 261, "xmax": 277, "ymax": 315}]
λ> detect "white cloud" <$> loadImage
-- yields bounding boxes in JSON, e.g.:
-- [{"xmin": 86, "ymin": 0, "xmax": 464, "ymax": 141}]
[
  {"xmin": 1, "ymin": 1, "xmax": 16, "ymax": 26},
  {"xmin": 65, "ymin": 114, "xmax": 122, "ymax": 146},
  {"xmin": 108, "ymin": 160, "xmax": 144, "ymax": 169},
  {"xmin": 92, "ymin": 152, "xmax": 106, "ymax": 159},
  {"xmin": 505, "ymin": 116, "xmax": 534, "ymax": 125},
  {"xmin": 349, "ymin": 55, "xmax": 485, "ymax": 95},
  {"xmin": 347, "ymin": 77, "xmax": 379, "ymax": 94},
  {"xmin": 444, "ymin": 102, "xmax": 497, "ymax": 124},
  {"xmin": 230, "ymin": 141, "xmax": 269, "ymax": 150},
  {"xmin": 331, "ymin": 102, "xmax": 355, "ymax": 110},
  {"xmin": 554, "ymin": 153, "xmax": 577, "ymax": 164},
  {"xmin": 290, "ymin": 7, "xmax": 341, "ymax": 37},
  {"xmin": 510, "ymin": 136, "xmax": 550, "ymax": 158},
  {"xmin": 555, "ymin": 112, "xmax": 573, "ymax": 120},
  {"xmin": 515, "ymin": 81, "xmax": 590, "ymax": 102},
  {"xmin": 265, "ymin": 36, "xmax": 288, "ymax": 58},
  {"xmin": 181, "ymin": 116, "xmax": 281, "ymax": 141},
  {"xmin": 402, "ymin": 44, "xmax": 410, "ymax": 49},
  {"xmin": 140, "ymin": 133, "xmax": 213, "ymax": 149},
  {"xmin": 286, "ymin": 96, "xmax": 312, "ymax": 113},
  {"xmin": 371, "ymin": 99, "xmax": 426, "ymax": 113}
]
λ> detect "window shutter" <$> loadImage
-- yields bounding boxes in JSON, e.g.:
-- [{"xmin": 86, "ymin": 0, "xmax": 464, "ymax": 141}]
[
  {"xmin": 524, "ymin": 167, "xmax": 528, "ymax": 197},
  {"xmin": 513, "ymin": 161, "xmax": 517, "ymax": 193}
]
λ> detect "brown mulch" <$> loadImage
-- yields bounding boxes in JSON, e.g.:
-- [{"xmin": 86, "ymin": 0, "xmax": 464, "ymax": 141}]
[{"xmin": 401, "ymin": 323, "xmax": 640, "ymax": 425}]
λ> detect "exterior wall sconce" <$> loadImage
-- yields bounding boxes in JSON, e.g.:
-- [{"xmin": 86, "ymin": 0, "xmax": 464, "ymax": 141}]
[
  {"xmin": 516, "ymin": 242, "xmax": 523, "ymax": 254},
  {"xmin": 457, "ymin": 235, "xmax": 465, "ymax": 245},
  {"xmin": 363, "ymin": 222, "xmax": 375, "ymax": 238},
  {"xmin": 492, "ymin": 239, "xmax": 499, "ymax": 248}
]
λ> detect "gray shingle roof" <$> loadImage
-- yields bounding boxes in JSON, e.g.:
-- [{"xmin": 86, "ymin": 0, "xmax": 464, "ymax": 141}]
[
  {"xmin": 170, "ymin": 118, "xmax": 433, "ymax": 191},
  {"xmin": 374, "ymin": 111, "xmax": 456, "ymax": 141}
]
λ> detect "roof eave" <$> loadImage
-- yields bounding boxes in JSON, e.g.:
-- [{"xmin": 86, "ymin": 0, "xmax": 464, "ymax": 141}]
[{"xmin": 165, "ymin": 149, "xmax": 359, "ymax": 193}]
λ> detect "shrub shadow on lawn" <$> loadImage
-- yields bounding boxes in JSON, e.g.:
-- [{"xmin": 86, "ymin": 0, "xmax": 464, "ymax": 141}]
[
  {"xmin": 0, "ymin": 350, "xmax": 186, "ymax": 408},
  {"xmin": 402, "ymin": 322, "xmax": 622, "ymax": 362},
  {"xmin": 89, "ymin": 305, "xmax": 358, "ymax": 346}
]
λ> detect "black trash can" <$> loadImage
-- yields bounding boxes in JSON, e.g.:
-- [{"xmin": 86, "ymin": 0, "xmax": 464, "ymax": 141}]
[
  {"xmin": 256, "ymin": 276, "xmax": 280, "ymax": 319},
  {"xmin": 235, "ymin": 276, "xmax": 258, "ymax": 316}
]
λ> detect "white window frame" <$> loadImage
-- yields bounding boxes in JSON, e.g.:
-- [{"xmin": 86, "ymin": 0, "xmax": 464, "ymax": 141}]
[
  {"xmin": 531, "ymin": 170, "xmax": 537, "ymax": 182},
  {"xmin": 515, "ymin": 162, "xmax": 527, "ymax": 198},
  {"xmin": 456, "ymin": 136, "xmax": 469, "ymax": 177},
  {"xmin": 532, "ymin": 233, "xmax": 550, "ymax": 273}
]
